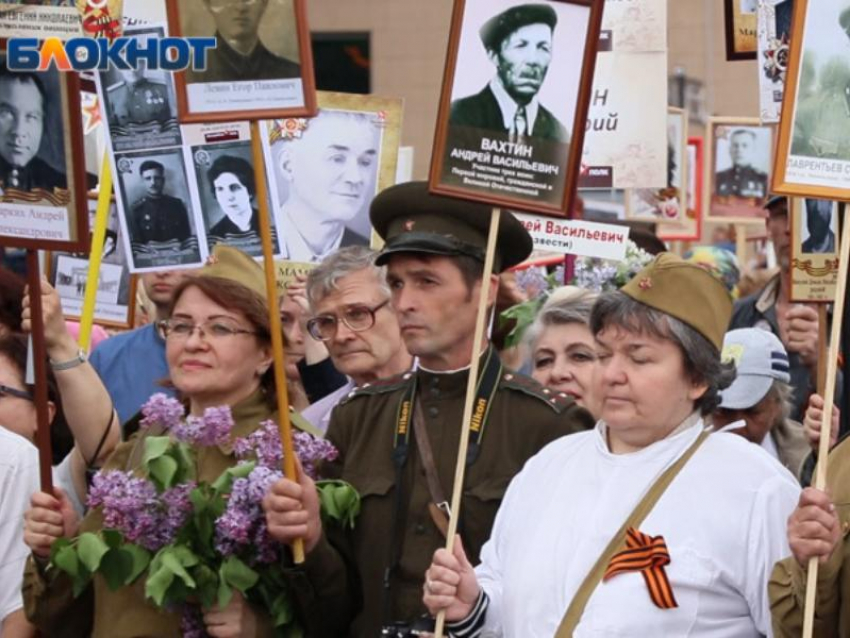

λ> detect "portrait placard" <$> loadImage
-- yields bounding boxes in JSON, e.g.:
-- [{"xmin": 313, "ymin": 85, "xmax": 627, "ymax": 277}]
[
  {"xmin": 581, "ymin": 52, "xmax": 668, "ymax": 190},
  {"xmin": 0, "ymin": 46, "xmax": 88, "ymax": 252},
  {"xmin": 429, "ymin": 0, "xmax": 604, "ymax": 217},
  {"xmin": 658, "ymin": 136, "xmax": 703, "ymax": 241},
  {"xmin": 262, "ymin": 91, "xmax": 403, "ymax": 263},
  {"xmin": 772, "ymin": 0, "xmax": 850, "ymax": 200},
  {"xmin": 167, "ymin": 0, "xmax": 318, "ymax": 123},
  {"xmin": 114, "ymin": 147, "xmax": 203, "ymax": 271},
  {"xmin": 46, "ymin": 195, "xmax": 136, "ymax": 328},
  {"xmin": 725, "ymin": 0, "xmax": 758, "ymax": 60},
  {"xmin": 98, "ymin": 25, "xmax": 182, "ymax": 153},
  {"xmin": 790, "ymin": 197, "xmax": 839, "ymax": 302},
  {"xmin": 599, "ymin": 0, "xmax": 666, "ymax": 53},
  {"xmin": 705, "ymin": 117, "xmax": 774, "ymax": 223},
  {"xmin": 626, "ymin": 107, "xmax": 688, "ymax": 223},
  {"xmin": 0, "ymin": 3, "xmax": 82, "ymax": 40},
  {"xmin": 757, "ymin": 0, "xmax": 793, "ymax": 123}
]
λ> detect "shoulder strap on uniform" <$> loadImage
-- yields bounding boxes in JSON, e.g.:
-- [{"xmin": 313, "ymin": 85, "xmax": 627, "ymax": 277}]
[
  {"xmin": 338, "ymin": 371, "xmax": 413, "ymax": 406},
  {"xmin": 500, "ymin": 371, "xmax": 575, "ymax": 413}
]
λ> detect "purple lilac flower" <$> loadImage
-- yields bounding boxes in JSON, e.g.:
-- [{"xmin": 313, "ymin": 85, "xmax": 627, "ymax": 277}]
[
  {"xmin": 171, "ymin": 406, "xmax": 235, "ymax": 447},
  {"xmin": 139, "ymin": 393, "xmax": 185, "ymax": 431},
  {"xmin": 234, "ymin": 420, "xmax": 338, "ymax": 479},
  {"xmin": 214, "ymin": 465, "xmax": 282, "ymax": 564},
  {"xmin": 515, "ymin": 267, "xmax": 548, "ymax": 299},
  {"xmin": 87, "ymin": 470, "xmax": 194, "ymax": 552},
  {"xmin": 180, "ymin": 604, "xmax": 209, "ymax": 638}
]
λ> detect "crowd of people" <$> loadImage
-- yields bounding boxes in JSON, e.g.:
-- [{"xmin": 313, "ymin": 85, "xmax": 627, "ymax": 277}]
[{"xmin": 0, "ymin": 181, "xmax": 847, "ymax": 637}]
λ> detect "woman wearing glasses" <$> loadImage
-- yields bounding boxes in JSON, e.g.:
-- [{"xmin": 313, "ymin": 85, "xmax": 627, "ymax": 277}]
[{"xmin": 22, "ymin": 246, "xmax": 320, "ymax": 637}]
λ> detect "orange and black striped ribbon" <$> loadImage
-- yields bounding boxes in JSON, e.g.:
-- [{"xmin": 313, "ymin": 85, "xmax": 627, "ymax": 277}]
[{"xmin": 603, "ymin": 527, "xmax": 678, "ymax": 609}]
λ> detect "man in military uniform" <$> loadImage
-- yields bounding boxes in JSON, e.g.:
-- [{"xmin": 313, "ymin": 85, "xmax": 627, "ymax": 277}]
[
  {"xmin": 106, "ymin": 64, "xmax": 171, "ymax": 127},
  {"xmin": 450, "ymin": 4, "xmax": 569, "ymax": 143},
  {"xmin": 0, "ymin": 68, "xmax": 66, "ymax": 192},
  {"xmin": 187, "ymin": 0, "xmax": 301, "ymax": 84},
  {"xmin": 128, "ymin": 160, "xmax": 192, "ymax": 246},
  {"xmin": 262, "ymin": 181, "xmax": 594, "ymax": 636},
  {"xmin": 715, "ymin": 129, "xmax": 768, "ymax": 199}
]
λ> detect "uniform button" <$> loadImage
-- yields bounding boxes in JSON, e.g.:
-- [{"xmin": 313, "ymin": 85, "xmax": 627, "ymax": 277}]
[
  {"xmin": 429, "ymin": 387, "xmax": 440, "ymax": 398},
  {"xmin": 504, "ymin": 374, "xmax": 514, "ymax": 381},
  {"xmin": 430, "ymin": 377, "xmax": 440, "ymax": 388},
  {"xmin": 415, "ymin": 523, "xmax": 427, "ymax": 535},
  {"xmin": 428, "ymin": 406, "xmax": 439, "ymax": 418},
  {"xmin": 403, "ymin": 373, "xmax": 412, "ymax": 380},
  {"xmin": 543, "ymin": 388, "xmax": 551, "ymax": 395}
]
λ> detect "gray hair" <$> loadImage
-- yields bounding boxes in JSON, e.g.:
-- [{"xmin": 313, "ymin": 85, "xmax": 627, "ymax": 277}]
[
  {"xmin": 590, "ymin": 291, "xmax": 736, "ymax": 416},
  {"xmin": 764, "ymin": 379, "xmax": 795, "ymax": 425},
  {"xmin": 306, "ymin": 245, "xmax": 389, "ymax": 310},
  {"xmin": 525, "ymin": 287, "xmax": 598, "ymax": 352}
]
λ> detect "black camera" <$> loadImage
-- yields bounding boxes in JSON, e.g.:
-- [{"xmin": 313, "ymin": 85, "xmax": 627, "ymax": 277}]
[{"xmin": 380, "ymin": 616, "xmax": 435, "ymax": 637}]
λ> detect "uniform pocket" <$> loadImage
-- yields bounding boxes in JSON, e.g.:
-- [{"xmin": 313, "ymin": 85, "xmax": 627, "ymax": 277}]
[{"xmin": 461, "ymin": 477, "xmax": 511, "ymax": 562}]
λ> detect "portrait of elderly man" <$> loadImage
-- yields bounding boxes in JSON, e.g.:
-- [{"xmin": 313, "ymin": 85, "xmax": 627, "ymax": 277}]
[
  {"xmin": 715, "ymin": 128, "xmax": 768, "ymax": 200},
  {"xmin": 801, "ymin": 198, "xmax": 836, "ymax": 254},
  {"xmin": 128, "ymin": 160, "xmax": 192, "ymax": 247},
  {"xmin": 276, "ymin": 110, "xmax": 378, "ymax": 262},
  {"xmin": 0, "ymin": 67, "xmax": 66, "ymax": 192},
  {"xmin": 449, "ymin": 3, "xmax": 569, "ymax": 143},
  {"xmin": 186, "ymin": 0, "xmax": 301, "ymax": 84}
]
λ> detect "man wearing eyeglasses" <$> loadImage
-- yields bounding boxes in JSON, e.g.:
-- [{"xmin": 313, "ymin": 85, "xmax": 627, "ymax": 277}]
[
  {"xmin": 299, "ymin": 246, "xmax": 413, "ymax": 434},
  {"xmin": 188, "ymin": 0, "xmax": 301, "ymax": 85},
  {"xmin": 263, "ymin": 181, "xmax": 594, "ymax": 636}
]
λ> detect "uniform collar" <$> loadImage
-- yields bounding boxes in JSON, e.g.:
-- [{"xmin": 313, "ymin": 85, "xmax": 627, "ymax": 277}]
[{"xmin": 489, "ymin": 77, "xmax": 539, "ymax": 134}]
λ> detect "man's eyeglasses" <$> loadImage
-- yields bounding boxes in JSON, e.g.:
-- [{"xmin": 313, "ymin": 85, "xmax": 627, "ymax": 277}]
[
  {"xmin": 306, "ymin": 299, "xmax": 390, "ymax": 341},
  {"xmin": 0, "ymin": 384, "xmax": 33, "ymax": 401},
  {"xmin": 159, "ymin": 319, "xmax": 257, "ymax": 341}
]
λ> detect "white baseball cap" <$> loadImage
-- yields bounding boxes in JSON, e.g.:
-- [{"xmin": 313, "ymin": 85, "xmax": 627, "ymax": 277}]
[{"xmin": 719, "ymin": 328, "xmax": 791, "ymax": 410}]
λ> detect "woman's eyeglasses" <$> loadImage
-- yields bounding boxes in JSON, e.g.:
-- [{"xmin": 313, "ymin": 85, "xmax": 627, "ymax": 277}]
[{"xmin": 0, "ymin": 384, "xmax": 33, "ymax": 401}]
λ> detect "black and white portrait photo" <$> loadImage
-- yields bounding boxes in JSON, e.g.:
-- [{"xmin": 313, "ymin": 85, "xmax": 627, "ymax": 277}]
[
  {"xmin": 0, "ymin": 63, "xmax": 67, "ymax": 194},
  {"xmin": 115, "ymin": 150, "xmax": 202, "ymax": 271},
  {"xmin": 171, "ymin": 0, "xmax": 316, "ymax": 120},
  {"xmin": 99, "ymin": 26, "xmax": 181, "ymax": 153},
  {"xmin": 268, "ymin": 108, "xmax": 382, "ymax": 262},
  {"xmin": 0, "ymin": 50, "xmax": 88, "ymax": 253},
  {"xmin": 430, "ymin": 0, "xmax": 603, "ymax": 216},
  {"xmin": 800, "ymin": 198, "xmax": 837, "ymax": 254},
  {"xmin": 708, "ymin": 120, "xmax": 773, "ymax": 220},
  {"xmin": 192, "ymin": 141, "xmax": 279, "ymax": 258}
]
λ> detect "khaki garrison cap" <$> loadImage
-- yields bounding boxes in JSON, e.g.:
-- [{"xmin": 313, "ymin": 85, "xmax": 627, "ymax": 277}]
[
  {"xmin": 370, "ymin": 181, "xmax": 533, "ymax": 273},
  {"xmin": 620, "ymin": 252, "xmax": 733, "ymax": 351},
  {"xmin": 197, "ymin": 244, "xmax": 267, "ymax": 302}
]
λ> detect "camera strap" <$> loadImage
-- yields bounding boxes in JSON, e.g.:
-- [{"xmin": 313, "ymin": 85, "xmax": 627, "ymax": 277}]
[{"xmin": 382, "ymin": 350, "xmax": 502, "ymax": 623}]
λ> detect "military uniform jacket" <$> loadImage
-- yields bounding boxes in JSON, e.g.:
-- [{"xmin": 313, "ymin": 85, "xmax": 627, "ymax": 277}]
[
  {"xmin": 130, "ymin": 194, "xmax": 191, "ymax": 245},
  {"xmin": 301, "ymin": 352, "xmax": 595, "ymax": 636},
  {"xmin": 187, "ymin": 34, "xmax": 301, "ymax": 84},
  {"xmin": 715, "ymin": 165, "xmax": 768, "ymax": 199},
  {"xmin": 449, "ymin": 86, "xmax": 569, "ymax": 143},
  {"xmin": 770, "ymin": 435, "xmax": 850, "ymax": 638},
  {"xmin": 108, "ymin": 79, "xmax": 171, "ymax": 126},
  {"xmin": 0, "ymin": 155, "xmax": 66, "ymax": 191}
]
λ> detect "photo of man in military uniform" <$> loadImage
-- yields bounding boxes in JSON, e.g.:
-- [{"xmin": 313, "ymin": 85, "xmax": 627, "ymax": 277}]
[
  {"xmin": 185, "ymin": 0, "xmax": 301, "ymax": 84},
  {"xmin": 127, "ymin": 160, "xmax": 192, "ymax": 247},
  {"xmin": 106, "ymin": 63, "xmax": 171, "ymax": 128},
  {"xmin": 715, "ymin": 129, "xmax": 768, "ymax": 199},
  {"xmin": 0, "ymin": 66, "xmax": 66, "ymax": 193},
  {"xmin": 449, "ymin": 3, "xmax": 569, "ymax": 143},
  {"xmin": 801, "ymin": 198, "xmax": 836, "ymax": 254}
]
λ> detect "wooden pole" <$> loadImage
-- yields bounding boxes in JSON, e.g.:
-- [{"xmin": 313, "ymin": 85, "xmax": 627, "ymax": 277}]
[
  {"xmin": 26, "ymin": 250, "xmax": 54, "ymax": 493},
  {"xmin": 78, "ymin": 153, "xmax": 112, "ymax": 352},
  {"xmin": 249, "ymin": 121, "xmax": 304, "ymax": 564},
  {"xmin": 434, "ymin": 208, "xmax": 500, "ymax": 638},
  {"xmin": 816, "ymin": 304, "xmax": 827, "ymax": 396},
  {"xmin": 802, "ymin": 206, "xmax": 850, "ymax": 637}
]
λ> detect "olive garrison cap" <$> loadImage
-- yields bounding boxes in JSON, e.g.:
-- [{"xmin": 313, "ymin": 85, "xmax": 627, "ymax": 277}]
[
  {"xmin": 480, "ymin": 3, "xmax": 558, "ymax": 52},
  {"xmin": 370, "ymin": 181, "xmax": 532, "ymax": 272},
  {"xmin": 620, "ymin": 252, "xmax": 732, "ymax": 351},
  {"xmin": 196, "ymin": 244, "xmax": 267, "ymax": 302}
]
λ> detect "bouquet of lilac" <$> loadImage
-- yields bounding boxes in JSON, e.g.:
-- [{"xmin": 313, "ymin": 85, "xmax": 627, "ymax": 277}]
[{"xmin": 49, "ymin": 394, "xmax": 360, "ymax": 637}]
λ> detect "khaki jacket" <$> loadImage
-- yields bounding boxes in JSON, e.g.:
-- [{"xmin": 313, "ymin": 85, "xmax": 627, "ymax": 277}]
[
  {"xmin": 769, "ymin": 436, "xmax": 850, "ymax": 637},
  {"xmin": 300, "ymin": 355, "xmax": 595, "ymax": 636}
]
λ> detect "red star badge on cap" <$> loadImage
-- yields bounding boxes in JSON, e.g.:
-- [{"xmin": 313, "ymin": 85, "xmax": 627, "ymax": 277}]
[
  {"xmin": 638, "ymin": 277, "xmax": 652, "ymax": 290},
  {"xmin": 404, "ymin": 220, "xmax": 415, "ymax": 231}
]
